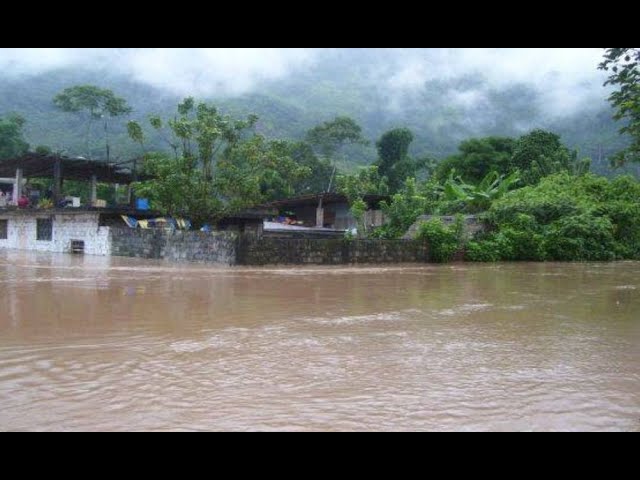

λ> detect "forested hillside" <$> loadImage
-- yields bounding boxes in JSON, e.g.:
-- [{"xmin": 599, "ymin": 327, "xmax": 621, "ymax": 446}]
[{"xmin": 0, "ymin": 49, "xmax": 636, "ymax": 177}]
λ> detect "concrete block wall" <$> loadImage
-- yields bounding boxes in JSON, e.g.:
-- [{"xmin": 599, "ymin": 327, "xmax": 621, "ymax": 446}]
[
  {"xmin": 237, "ymin": 236, "xmax": 429, "ymax": 265},
  {"xmin": 110, "ymin": 228, "xmax": 237, "ymax": 265},
  {"xmin": 403, "ymin": 215, "xmax": 486, "ymax": 240}
]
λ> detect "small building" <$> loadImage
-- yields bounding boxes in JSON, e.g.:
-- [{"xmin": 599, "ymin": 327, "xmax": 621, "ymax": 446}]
[
  {"xmin": 261, "ymin": 193, "xmax": 388, "ymax": 237},
  {"xmin": 216, "ymin": 207, "xmax": 277, "ymax": 236},
  {"xmin": 0, "ymin": 208, "xmax": 161, "ymax": 255},
  {"xmin": 0, "ymin": 152, "xmax": 151, "ymax": 255}
]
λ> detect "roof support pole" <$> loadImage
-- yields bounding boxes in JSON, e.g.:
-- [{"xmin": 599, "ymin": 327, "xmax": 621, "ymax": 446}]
[
  {"xmin": 316, "ymin": 197, "xmax": 324, "ymax": 228},
  {"xmin": 129, "ymin": 157, "xmax": 138, "ymax": 208},
  {"xmin": 90, "ymin": 175, "xmax": 97, "ymax": 207},
  {"xmin": 13, "ymin": 168, "xmax": 23, "ymax": 205},
  {"xmin": 53, "ymin": 158, "xmax": 62, "ymax": 206}
]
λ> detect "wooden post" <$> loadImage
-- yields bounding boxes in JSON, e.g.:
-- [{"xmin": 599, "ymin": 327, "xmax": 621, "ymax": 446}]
[
  {"xmin": 316, "ymin": 197, "xmax": 324, "ymax": 228},
  {"xmin": 90, "ymin": 175, "xmax": 97, "ymax": 207},
  {"xmin": 14, "ymin": 168, "xmax": 23, "ymax": 206},
  {"xmin": 130, "ymin": 158, "xmax": 138, "ymax": 208},
  {"xmin": 53, "ymin": 159, "xmax": 62, "ymax": 206}
]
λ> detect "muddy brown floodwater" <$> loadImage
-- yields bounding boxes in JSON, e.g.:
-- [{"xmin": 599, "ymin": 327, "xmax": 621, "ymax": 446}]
[{"xmin": 0, "ymin": 250, "xmax": 638, "ymax": 431}]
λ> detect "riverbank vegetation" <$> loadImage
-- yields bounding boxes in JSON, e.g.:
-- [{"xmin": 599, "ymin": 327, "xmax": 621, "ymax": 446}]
[{"xmin": 1, "ymin": 49, "xmax": 639, "ymax": 262}]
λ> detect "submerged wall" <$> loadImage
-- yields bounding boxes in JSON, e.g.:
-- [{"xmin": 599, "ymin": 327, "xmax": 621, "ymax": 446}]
[
  {"xmin": 110, "ymin": 229, "xmax": 429, "ymax": 265},
  {"xmin": 236, "ymin": 236, "xmax": 429, "ymax": 265},
  {"xmin": 403, "ymin": 215, "xmax": 486, "ymax": 240},
  {"xmin": 1, "ymin": 218, "xmax": 430, "ymax": 265},
  {"xmin": 110, "ymin": 228, "xmax": 237, "ymax": 265}
]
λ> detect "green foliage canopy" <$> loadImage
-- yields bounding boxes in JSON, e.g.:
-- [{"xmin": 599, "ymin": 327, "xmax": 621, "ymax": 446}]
[
  {"xmin": 511, "ymin": 129, "xmax": 590, "ymax": 185},
  {"xmin": 306, "ymin": 116, "xmax": 368, "ymax": 159},
  {"xmin": 133, "ymin": 152, "xmax": 222, "ymax": 226},
  {"xmin": 53, "ymin": 84, "xmax": 131, "ymax": 160},
  {"xmin": 435, "ymin": 136, "xmax": 515, "ymax": 183},
  {"xmin": 0, "ymin": 114, "xmax": 29, "ymax": 159},
  {"xmin": 599, "ymin": 48, "xmax": 640, "ymax": 165},
  {"xmin": 466, "ymin": 173, "xmax": 640, "ymax": 262},
  {"xmin": 337, "ymin": 166, "xmax": 388, "ymax": 236},
  {"xmin": 375, "ymin": 128, "xmax": 429, "ymax": 193},
  {"xmin": 215, "ymin": 135, "xmax": 311, "ymax": 212}
]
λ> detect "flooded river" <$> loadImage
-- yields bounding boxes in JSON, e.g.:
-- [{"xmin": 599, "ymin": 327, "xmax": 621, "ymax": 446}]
[{"xmin": 0, "ymin": 250, "xmax": 638, "ymax": 431}]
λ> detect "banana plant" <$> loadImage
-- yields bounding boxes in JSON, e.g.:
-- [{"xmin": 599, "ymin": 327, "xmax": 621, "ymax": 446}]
[{"xmin": 442, "ymin": 169, "xmax": 521, "ymax": 212}]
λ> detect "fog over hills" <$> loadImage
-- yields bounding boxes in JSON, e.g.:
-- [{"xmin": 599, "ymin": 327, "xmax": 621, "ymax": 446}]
[{"xmin": 0, "ymin": 48, "xmax": 634, "ymax": 175}]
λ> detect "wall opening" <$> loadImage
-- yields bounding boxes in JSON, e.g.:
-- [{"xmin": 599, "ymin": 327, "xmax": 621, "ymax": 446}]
[
  {"xmin": 70, "ymin": 240, "xmax": 85, "ymax": 254},
  {"xmin": 0, "ymin": 219, "xmax": 7, "ymax": 240},
  {"xmin": 37, "ymin": 218, "xmax": 53, "ymax": 241}
]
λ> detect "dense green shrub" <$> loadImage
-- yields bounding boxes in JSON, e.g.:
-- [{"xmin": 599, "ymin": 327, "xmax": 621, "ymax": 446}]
[
  {"xmin": 416, "ymin": 216, "xmax": 465, "ymax": 263},
  {"xmin": 371, "ymin": 170, "xmax": 640, "ymax": 263},
  {"xmin": 466, "ymin": 217, "xmax": 545, "ymax": 262},
  {"xmin": 465, "ymin": 239, "xmax": 502, "ymax": 262},
  {"xmin": 603, "ymin": 176, "xmax": 640, "ymax": 259},
  {"xmin": 469, "ymin": 173, "xmax": 640, "ymax": 262},
  {"xmin": 489, "ymin": 173, "xmax": 599, "ymax": 225},
  {"xmin": 545, "ymin": 214, "xmax": 616, "ymax": 261},
  {"xmin": 374, "ymin": 178, "xmax": 440, "ymax": 239}
]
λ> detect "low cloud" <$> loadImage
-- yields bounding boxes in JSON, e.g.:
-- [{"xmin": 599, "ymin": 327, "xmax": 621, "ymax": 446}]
[{"xmin": 0, "ymin": 48, "xmax": 609, "ymax": 117}]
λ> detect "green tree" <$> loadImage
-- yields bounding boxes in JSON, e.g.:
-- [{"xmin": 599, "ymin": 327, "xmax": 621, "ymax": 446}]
[
  {"xmin": 286, "ymin": 141, "xmax": 334, "ymax": 195},
  {"xmin": 0, "ymin": 114, "xmax": 29, "ymax": 159},
  {"xmin": 511, "ymin": 129, "xmax": 590, "ymax": 185},
  {"xmin": 306, "ymin": 116, "xmax": 368, "ymax": 159},
  {"xmin": 133, "ymin": 153, "xmax": 222, "ymax": 226},
  {"xmin": 306, "ymin": 116, "xmax": 368, "ymax": 192},
  {"xmin": 53, "ymin": 85, "xmax": 132, "ymax": 160},
  {"xmin": 129, "ymin": 98, "xmax": 259, "ymax": 225},
  {"xmin": 435, "ymin": 136, "xmax": 516, "ymax": 184},
  {"xmin": 375, "ymin": 128, "xmax": 428, "ymax": 193},
  {"xmin": 375, "ymin": 178, "xmax": 435, "ymax": 239},
  {"xmin": 132, "ymin": 97, "xmax": 257, "ymax": 180},
  {"xmin": 599, "ymin": 48, "xmax": 640, "ymax": 166},
  {"xmin": 215, "ymin": 136, "xmax": 311, "ymax": 212},
  {"xmin": 337, "ymin": 166, "xmax": 388, "ymax": 236}
]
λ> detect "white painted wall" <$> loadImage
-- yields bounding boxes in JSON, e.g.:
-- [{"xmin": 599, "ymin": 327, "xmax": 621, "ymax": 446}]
[{"xmin": 0, "ymin": 213, "xmax": 111, "ymax": 256}]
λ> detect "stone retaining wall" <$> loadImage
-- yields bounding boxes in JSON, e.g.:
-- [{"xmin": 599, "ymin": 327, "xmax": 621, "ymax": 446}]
[
  {"xmin": 236, "ymin": 236, "xmax": 429, "ymax": 265},
  {"xmin": 110, "ymin": 228, "xmax": 237, "ymax": 265}
]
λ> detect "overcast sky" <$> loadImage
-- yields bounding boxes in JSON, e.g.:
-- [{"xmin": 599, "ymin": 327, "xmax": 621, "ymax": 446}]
[{"xmin": 0, "ymin": 48, "xmax": 608, "ymax": 116}]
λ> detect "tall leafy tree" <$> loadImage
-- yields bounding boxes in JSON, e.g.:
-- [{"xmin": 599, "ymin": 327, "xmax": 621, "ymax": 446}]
[
  {"xmin": 511, "ymin": 129, "xmax": 590, "ymax": 185},
  {"xmin": 375, "ymin": 128, "xmax": 428, "ymax": 193},
  {"xmin": 133, "ymin": 153, "xmax": 222, "ymax": 226},
  {"xmin": 599, "ymin": 48, "xmax": 640, "ymax": 165},
  {"xmin": 131, "ymin": 97, "xmax": 258, "ymax": 179},
  {"xmin": 306, "ymin": 116, "xmax": 368, "ymax": 158},
  {"xmin": 53, "ymin": 85, "xmax": 131, "ymax": 160},
  {"xmin": 0, "ymin": 114, "xmax": 29, "ymax": 159},
  {"xmin": 129, "ymin": 98, "xmax": 259, "ymax": 224},
  {"xmin": 286, "ymin": 141, "xmax": 334, "ymax": 195},
  {"xmin": 435, "ymin": 136, "xmax": 516, "ymax": 184},
  {"xmin": 306, "ymin": 116, "xmax": 368, "ymax": 192},
  {"xmin": 215, "ymin": 136, "xmax": 311, "ymax": 212},
  {"xmin": 338, "ymin": 166, "xmax": 388, "ymax": 236},
  {"xmin": 375, "ymin": 178, "xmax": 435, "ymax": 239}
]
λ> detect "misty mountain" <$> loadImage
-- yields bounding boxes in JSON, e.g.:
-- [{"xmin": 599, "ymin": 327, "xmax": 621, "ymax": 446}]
[{"xmin": 0, "ymin": 48, "xmax": 635, "ymax": 177}]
